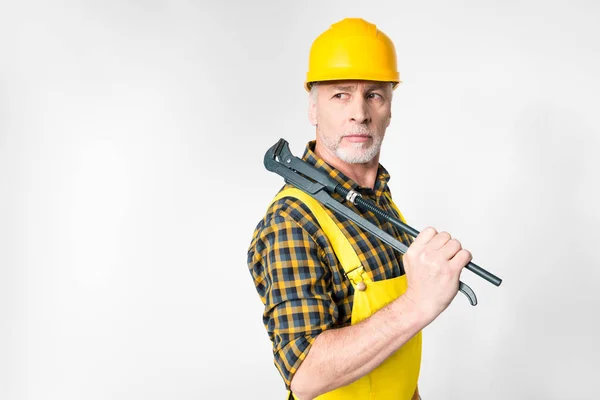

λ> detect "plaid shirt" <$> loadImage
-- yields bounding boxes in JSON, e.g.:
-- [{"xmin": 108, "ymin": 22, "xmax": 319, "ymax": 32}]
[{"xmin": 247, "ymin": 140, "xmax": 414, "ymax": 388}]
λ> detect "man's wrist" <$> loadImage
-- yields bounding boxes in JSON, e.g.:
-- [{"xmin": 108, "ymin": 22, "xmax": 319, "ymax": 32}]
[{"xmin": 388, "ymin": 293, "xmax": 431, "ymax": 337}]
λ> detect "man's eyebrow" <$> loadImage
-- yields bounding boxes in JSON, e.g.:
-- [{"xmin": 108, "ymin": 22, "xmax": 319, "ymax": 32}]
[
  {"xmin": 332, "ymin": 85, "xmax": 356, "ymax": 91},
  {"xmin": 365, "ymin": 83, "xmax": 388, "ymax": 91}
]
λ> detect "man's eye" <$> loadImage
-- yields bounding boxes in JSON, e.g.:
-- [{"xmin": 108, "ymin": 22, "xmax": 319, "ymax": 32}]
[
  {"xmin": 367, "ymin": 93, "xmax": 383, "ymax": 99},
  {"xmin": 333, "ymin": 93, "xmax": 348, "ymax": 99}
]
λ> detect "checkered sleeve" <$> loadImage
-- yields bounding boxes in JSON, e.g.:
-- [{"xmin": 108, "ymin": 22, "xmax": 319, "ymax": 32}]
[{"xmin": 248, "ymin": 200, "xmax": 339, "ymax": 388}]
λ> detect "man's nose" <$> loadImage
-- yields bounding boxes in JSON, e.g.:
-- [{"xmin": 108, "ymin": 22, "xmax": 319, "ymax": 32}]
[{"xmin": 349, "ymin": 97, "xmax": 370, "ymax": 124}]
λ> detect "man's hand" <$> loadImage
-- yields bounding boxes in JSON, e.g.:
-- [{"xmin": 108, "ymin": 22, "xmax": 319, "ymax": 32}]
[{"xmin": 402, "ymin": 227, "xmax": 473, "ymax": 322}]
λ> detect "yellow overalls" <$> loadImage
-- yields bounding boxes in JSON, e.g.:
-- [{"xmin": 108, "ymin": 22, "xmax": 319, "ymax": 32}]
[{"xmin": 272, "ymin": 188, "xmax": 422, "ymax": 400}]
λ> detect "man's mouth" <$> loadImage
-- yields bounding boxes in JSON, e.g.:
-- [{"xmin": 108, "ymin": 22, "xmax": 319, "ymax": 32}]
[{"xmin": 342, "ymin": 134, "xmax": 371, "ymax": 143}]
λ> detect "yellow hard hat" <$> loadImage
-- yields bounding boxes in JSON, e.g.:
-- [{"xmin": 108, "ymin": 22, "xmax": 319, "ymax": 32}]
[{"xmin": 305, "ymin": 18, "xmax": 400, "ymax": 92}]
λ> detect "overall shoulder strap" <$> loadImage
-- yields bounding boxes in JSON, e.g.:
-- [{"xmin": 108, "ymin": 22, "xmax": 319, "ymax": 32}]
[{"xmin": 271, "ymin": 188, "xmax": 369, "ymax": 285}]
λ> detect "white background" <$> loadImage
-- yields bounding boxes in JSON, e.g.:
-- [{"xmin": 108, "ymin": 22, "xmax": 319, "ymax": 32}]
[{"xmin": 1, "ymin": 1, "xmax": 599, "ymax": 399}]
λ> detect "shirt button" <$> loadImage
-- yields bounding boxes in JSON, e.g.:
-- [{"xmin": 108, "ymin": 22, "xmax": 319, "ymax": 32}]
[{"xmin": 356, "ymin": 282, "xmax": 367, "ymax": 291}]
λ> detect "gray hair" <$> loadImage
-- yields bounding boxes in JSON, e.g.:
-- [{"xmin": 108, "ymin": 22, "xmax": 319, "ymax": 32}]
[{"xmin": 309, "ymin": 82, "xmax": 319, "ymax": 104}]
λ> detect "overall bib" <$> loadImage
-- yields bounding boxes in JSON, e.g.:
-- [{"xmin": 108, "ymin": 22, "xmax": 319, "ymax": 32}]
[{"xmin": 273, "ymin": 188, "xmax": 422, "ymax": 400}]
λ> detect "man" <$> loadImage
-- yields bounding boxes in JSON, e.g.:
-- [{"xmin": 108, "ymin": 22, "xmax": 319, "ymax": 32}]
[{"xmin": 247, "ymin": 18, "xmax": 472, "ymax": 400}]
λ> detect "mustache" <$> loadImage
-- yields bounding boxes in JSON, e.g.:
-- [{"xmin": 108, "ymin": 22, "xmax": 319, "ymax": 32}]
[{"xmin": 341, "ymin": 126, "xmax": 375, "ymax": 136}]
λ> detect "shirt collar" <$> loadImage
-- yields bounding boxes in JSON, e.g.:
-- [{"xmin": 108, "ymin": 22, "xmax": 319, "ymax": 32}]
[{"xmin": 301, "ymin": 140, "xmax": 391, "ymax": 199}]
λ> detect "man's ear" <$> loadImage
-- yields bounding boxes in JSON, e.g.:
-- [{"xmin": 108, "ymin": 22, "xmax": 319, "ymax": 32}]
[{"xmin": 386, "ymin": 112, "xmax": 392, "ymax": 127}]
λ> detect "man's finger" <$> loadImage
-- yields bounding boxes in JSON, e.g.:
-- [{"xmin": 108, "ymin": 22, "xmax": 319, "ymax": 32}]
[
  {"xmin": 449, "ymin": 248, "xmax": 473, "ymax": 271},
  {"xmin": 412, "ymin": 226, "xmax": 438, "ymax": 245},
  {"xmin": 427, "ymin": 231, "xmax": 452, "ymax": 250},
  {"xmin": 440, "ymin": 238, "xmax": 462, "ymax": 260}
]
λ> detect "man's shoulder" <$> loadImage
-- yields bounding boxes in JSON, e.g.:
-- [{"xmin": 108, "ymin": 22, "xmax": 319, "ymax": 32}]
[
  {"xmin": 248, "ymin": 184, "xmax": 327, "ymax": 251},
  {"xmin": 255, "ymin": 184, "xmax": 321, "ymax": 229}
]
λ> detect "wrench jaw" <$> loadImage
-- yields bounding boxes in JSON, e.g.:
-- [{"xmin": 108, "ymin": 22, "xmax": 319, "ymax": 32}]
[{"xmin": 263, "ymin": 138, "xmax": 289, "ymax": 172}]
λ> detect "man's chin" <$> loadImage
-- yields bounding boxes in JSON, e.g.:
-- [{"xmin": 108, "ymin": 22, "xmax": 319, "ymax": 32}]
[{"xmin": 335, "ymin": 147, "xmax": 378, "ymax": 164}]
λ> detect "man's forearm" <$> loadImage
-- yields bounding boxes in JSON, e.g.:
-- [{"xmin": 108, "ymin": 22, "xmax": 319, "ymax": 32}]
[{"xmin": 290, "ymin": 295, "xmax": 429, "ymax": 400}]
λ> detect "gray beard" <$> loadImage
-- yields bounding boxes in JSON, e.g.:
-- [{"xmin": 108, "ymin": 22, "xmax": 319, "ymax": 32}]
[
  {"xmin": 317, "ymin": 125, "xmax": 383, "ymax": 164},
  {"xmin": 335, "ymin": 139, "xmax": 382, "ymax": 164}
]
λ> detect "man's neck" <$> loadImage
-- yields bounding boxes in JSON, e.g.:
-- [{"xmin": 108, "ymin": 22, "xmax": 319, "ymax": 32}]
[{"xmin": 314, "ymin": 141, "xmax": 380, "ymax": 189}]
